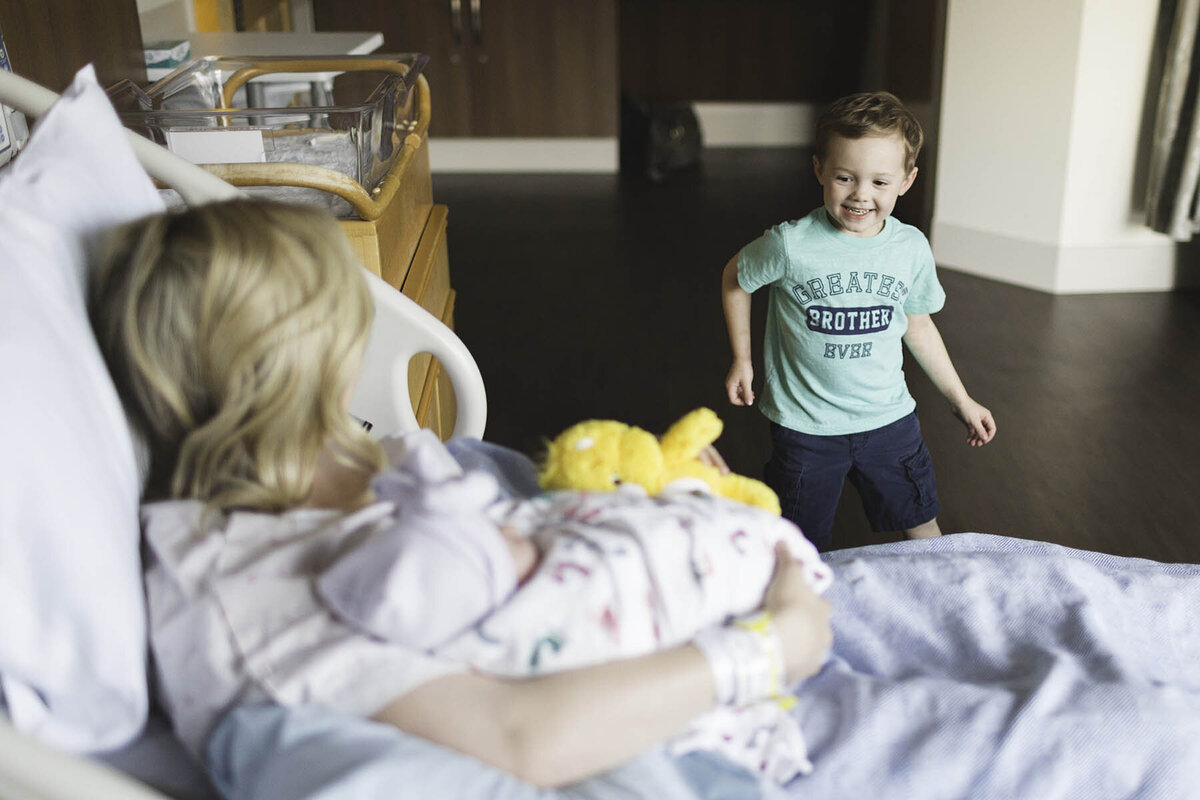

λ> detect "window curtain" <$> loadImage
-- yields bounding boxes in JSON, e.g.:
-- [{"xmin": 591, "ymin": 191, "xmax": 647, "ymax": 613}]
[{"xmin": 1147, "ymin": 0, "xmax": 1200, "ymax": 241}]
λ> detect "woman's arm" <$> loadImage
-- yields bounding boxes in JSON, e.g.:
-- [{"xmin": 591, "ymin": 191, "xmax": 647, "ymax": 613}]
[
  {"xmin": 374, "ymin": 642, "xmax": 713, "ymax": 788},
  {"xmin": 903, "ymin": 314, "xmax": 996, "ymax": 446},
  {"xmin": 372, "ymin": 546, "xmax": 831, "ymax": 788}
]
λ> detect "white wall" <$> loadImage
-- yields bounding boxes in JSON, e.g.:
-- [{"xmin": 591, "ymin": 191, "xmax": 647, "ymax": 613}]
[
  {"xmin": 933, "ymin": 0, "xmax": 1179, "ymax": 293},
  {"xmin": 136, "ymin": 0, "xmax": 194, "ymax": 42}
]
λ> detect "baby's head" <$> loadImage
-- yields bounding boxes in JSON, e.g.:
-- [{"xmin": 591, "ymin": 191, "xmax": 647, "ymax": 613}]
[
  {"xmin": 89, "ymin": 199, "xmax": 382, "ymax": 511},
  {"xmin": 317, "ymin": 516, "xmax": 540, "ymax": 651}
]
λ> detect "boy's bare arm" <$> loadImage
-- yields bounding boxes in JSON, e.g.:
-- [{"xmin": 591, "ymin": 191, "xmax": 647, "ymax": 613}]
[
  {"xmin": 903, "ymin": 314, "xmax": 996, "ymax": 447},
  {"xmin": 722, "ymin": 255, "xmax": 755, "ymax": 405}
]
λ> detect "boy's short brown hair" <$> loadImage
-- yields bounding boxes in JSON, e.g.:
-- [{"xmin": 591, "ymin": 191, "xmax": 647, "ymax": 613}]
[{"xmin": 814, "ymin": 91, "xmax": 924, "ymax": 172}]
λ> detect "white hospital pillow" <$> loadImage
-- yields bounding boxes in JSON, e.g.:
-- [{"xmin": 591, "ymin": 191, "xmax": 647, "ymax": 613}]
[{"xmin": 0, "ymin": 65, "xmax": 165, "ymax": 752}]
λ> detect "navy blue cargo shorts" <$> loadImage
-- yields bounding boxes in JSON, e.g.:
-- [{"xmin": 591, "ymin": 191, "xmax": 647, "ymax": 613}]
[{"xmin": 764, "ymin": 411, "xmax": 939, "ymax": 551}]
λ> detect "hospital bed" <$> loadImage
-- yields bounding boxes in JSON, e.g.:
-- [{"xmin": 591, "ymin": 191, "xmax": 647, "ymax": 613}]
[
  {"xmin": 2, "ymin": 67, "xmax": 1199, "ymax": 800},
  {"xmin": 0, "ymin": 63, "xmax": 486, "ymax": 800}
]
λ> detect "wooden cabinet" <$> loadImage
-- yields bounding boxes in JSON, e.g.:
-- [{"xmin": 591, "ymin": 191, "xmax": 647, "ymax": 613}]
[
  {"xmin": 313, "ymin": 0, "xmax": 618, "ymax": 137},
  {"xmin": 0, "ymin": 0, "xmax": 145, "ymax": 91},
  {"xmin": 396, "ymin": 204, "xmax": 458, "ymax": 436}
]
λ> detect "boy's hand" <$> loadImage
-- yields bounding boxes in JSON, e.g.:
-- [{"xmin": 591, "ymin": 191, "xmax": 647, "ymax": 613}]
[
  {"xmin": 725, "ymin": 360, "xmax": 755, "ymax": 406},
  {"xmin": 954, "ymin": 398, "xmax": 996, "ymax": 447}
]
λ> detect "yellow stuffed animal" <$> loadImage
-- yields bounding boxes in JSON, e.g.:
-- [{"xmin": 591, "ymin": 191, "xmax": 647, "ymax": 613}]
[{"xmin": 539, "ymin": 408, "xmax": 781, "ymax": 514}]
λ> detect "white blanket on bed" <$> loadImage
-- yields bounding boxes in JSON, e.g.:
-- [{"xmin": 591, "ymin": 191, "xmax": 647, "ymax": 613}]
[
  {"xmin": 748, "ymin": 533, "xmax": 1200, "ymax": 800},
  {"xmin": 207, "ymin": 531, "xmax": 1200, "ymax": 800}
]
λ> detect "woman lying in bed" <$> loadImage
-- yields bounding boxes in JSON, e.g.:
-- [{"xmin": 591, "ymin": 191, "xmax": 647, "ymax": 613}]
[{"xmin": 86, "ymin": 198, "xmax": 833, "ymax": 789}]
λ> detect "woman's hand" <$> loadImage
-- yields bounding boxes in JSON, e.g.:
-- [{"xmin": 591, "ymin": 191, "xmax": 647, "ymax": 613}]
[{"xmin": 763, "ymin": 542, "xmax": 833, "ymax": 683}]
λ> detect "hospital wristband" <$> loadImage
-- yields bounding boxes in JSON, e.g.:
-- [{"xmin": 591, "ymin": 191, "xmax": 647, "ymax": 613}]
[{"xmin": 692, "ymin": 612, "xmax": 788, "ymax": 707}]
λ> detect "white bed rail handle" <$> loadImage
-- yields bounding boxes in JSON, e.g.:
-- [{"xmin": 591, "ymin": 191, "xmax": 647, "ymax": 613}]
[{"xmin": 353, "ymin": 270, "xmax": 487, "ymax": 440}]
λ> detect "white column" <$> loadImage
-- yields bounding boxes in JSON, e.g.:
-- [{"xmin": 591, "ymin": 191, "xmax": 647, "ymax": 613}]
[{"xmin": 933, "ymin": 0, "xmax": 1178, "ymax": 293}]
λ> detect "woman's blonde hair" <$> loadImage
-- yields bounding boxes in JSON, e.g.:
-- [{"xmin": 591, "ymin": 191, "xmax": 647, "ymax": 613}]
[{"xmin": 89, "ymin": 199, "xmax": 383, "ymax": 512}]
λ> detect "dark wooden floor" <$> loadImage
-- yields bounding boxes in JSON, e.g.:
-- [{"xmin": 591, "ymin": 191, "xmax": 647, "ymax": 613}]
[{"xmin": 436, "ymin": 149, "xmax": 1200, "ymax": 564}]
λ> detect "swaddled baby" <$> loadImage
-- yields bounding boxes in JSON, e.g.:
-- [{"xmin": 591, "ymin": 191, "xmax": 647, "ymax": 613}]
[{"xmin": 317, "ymin": 430, "xmax": 833, "ymax": 783}]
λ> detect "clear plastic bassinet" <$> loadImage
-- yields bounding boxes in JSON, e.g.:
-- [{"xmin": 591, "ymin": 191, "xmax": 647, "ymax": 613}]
[{"xmin": 107, "ymin": 53, "xmax": 430, "ymax": 219}]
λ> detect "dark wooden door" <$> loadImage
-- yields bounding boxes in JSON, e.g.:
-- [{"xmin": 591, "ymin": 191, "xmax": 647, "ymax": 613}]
[
  {"xmin": 461, "ymin": 0, "xmax": 617, "ymax": 137},
  {"xmin": 314, "ymin": 0, "xmax": 617, "ymax": 138},
  {"xmin": 0, "ymin": 0, "xmax": 145, "ymax": 92}
]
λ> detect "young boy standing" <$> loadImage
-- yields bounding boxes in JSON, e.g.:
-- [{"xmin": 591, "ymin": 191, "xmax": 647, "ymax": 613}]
[{"xmin": 721, "ymin": 91, "xmax": 995, "ymax": 551}]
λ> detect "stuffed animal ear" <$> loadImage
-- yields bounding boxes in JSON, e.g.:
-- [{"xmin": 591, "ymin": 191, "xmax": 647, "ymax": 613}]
[{"xmin": 660, "ymin": 407, "xmax": 723, "ymax": 463}]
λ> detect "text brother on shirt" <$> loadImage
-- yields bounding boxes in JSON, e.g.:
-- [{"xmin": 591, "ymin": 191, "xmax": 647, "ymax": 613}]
[{"xmin": 791, "ymin": 271, "xmax": 908, "ymax": 357}]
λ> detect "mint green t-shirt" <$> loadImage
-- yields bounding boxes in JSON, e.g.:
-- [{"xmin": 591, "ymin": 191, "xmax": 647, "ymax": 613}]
[{"xmin": 737, "ymin": 208, "xmax": 945, "ymax": 435}]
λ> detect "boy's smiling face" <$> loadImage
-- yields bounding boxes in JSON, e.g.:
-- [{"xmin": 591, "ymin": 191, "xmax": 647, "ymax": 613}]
[{"xmin": 814, "ymin": 133, "xmax": 918, "ymax": 237}]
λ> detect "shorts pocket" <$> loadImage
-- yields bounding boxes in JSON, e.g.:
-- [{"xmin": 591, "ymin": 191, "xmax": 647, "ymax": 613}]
[
  {"xmin": 901, "ymin": 446, "xmax": 935, "ymax": 506},
  {"xmin": 764, "ymin": 443, "xmax": 806, "ymax": 524}
]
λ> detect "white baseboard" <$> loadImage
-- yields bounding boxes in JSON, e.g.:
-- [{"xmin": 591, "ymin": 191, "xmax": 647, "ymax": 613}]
[
  {"xmin": 429, "ymin": 137, "xmax": 618, "ymax": 173},
  {"xmin": 932, "ymin": 221, "xmax": 1182, "ymax": 294},
  {"xmin": 693, "ymin": 102, "xmax": 816, "ymax": 147},
  {"xmin": 426, "ymin": 102, "xmax": 814, "ymax": 172}
]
